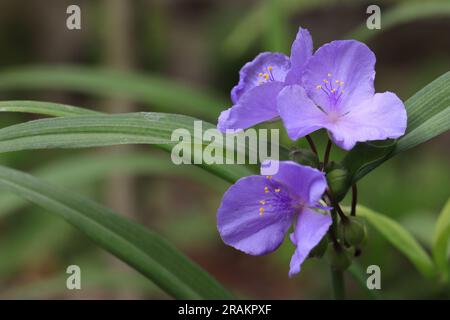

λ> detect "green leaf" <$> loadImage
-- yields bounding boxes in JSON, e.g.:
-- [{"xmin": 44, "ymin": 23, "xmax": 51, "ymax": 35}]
[
  {"xmin": 340, "ymin": 71, "xmax": 450, "ymax": 192},
  {"xmin": 348, "ymin": 1, "xmax": 450, "ymax": 42},
  {"xmin": 354, "ymin": 205, "xmax": 435, "ymax": 278},
  {"xmin": 0, "ymin": 151, "xmax": 228, "ymax": 219},
  {"xmin": 0, "ymin": 111, "xmax": 260, "ymax": 183},
  {"xmin": 0, "ymin": 165, "xmax": 233, "ymax": 299},
  {"xmin": 432, "ymin": 198, "xmax": 450, "ymax": 282},
  {"xmin": 0, "ymin": 100, "xmax": 291, "ymax": 183},
  {"xmin": 0, "ymin": 100, "xmax": 101, "ymax": 117},
  {"xmin": 0, "ymin": 66, "xmax": 225, "ymax": 120},
  {"xmin": 340, "ymin": 140, "xmax": 396, "ymax": 184}
]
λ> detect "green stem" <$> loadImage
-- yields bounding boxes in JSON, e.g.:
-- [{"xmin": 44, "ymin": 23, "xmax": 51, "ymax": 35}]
[
  {"xmin": 323, "ymin": 139, "xmax": 332, "ymax": 170},
  {"xmin": 305, "ymin": 135, "xmax": 318, "ymax": 156},
  {"xmin": 326, "ymin": 190, "xmax": 348, "ymax": 223},
  {"xmin": 351, "ymin": 184, "xmax": 358, "ymax": 216},
  {"xmin": 330, "ymin": 267, "xmax": 346, "ymax": 300}
]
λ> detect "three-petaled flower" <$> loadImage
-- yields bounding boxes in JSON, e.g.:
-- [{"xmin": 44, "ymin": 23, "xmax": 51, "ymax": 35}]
[
  {"xmin": 217, "ymin": 161, "xmax": 332, "ymax": 277},
  {"xmin": 278, "ymin": 39, "xmax": 407, "ymax": 150}
]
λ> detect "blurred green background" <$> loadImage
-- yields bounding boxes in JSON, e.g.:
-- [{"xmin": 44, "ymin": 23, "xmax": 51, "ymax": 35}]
[{"xmin": 0, "ymin": 0, "xmax": 448, "ymax": 299}]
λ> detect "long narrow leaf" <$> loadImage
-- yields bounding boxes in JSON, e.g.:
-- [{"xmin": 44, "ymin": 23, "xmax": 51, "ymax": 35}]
[
  {"xmin": 0, "ymin": 152, "xmax": 228, "ymax": 218},
  {"xmin": 355, "ymin": 205, "xmax": 435, "ymax": 278},
  {"xmin": 0, "ymin": 100, "xmax": 100, "ymax": 117},
  {"xmin": 0, "ymin": 111, "xmax": 262, "ymax": 183},
  {"xmin": 0, "ymin": 165, "xmax": 233, "ymax": 299},
  {"xmin": 340, "ymin": 71, "xmax": 450, "ymax": 189},
  {"xmin": 432, "ymin": 198, "xmax": 450, "ymax": 282}
]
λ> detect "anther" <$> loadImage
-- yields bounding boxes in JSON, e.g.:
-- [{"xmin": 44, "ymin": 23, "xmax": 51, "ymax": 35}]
[
  {"xmin": 267, "ymin": 66, "xmax": 273, "ymax": 71},
  {"xmin": 274, "ymin": 188, "xmax": 281, "ymax": 193},
  {"xmin": 264, "ymin": 186, "xmax": 269, "ymax": 193},
  {"xmin": 316, "ymin": 85, "xmax": 322, "ymax": 90},
  {"xmin": 259, "ymin": 207, "xmax": 265, "ymax": 216}
]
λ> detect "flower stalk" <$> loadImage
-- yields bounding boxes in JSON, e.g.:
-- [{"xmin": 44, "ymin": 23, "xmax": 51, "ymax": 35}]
[
  {"xmin": 323, "ymin": 139, "xmax": 332, "ymax": 169},
  {"xmin": 330, "ymin": 267, "xmax": 345, "ymax": 300},
  {"xmin": 305, "ymin": 135, "xmax": 318, "ymax": 156},
  {"xmin": 351, "ymin": 184, "xmax": 358, "ymax": 216}
]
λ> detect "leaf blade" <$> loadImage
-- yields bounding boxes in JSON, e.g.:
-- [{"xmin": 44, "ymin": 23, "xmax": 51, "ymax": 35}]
[
  {"xmin": 0, "ymin": 151, "xmax": 229, "ymax": 219},
  {"xmin": 0, "ymin": 110, "xmax": 261, "ymax": 183},
  {"xmin": 0, "ymin": 165, "xmax": 233, "ymax": 299},
  {"xmin": 432, "ymin": 198, "xmax": 450, "ymax": 281},
  {"xmin": 355, "ymin": 205, "xmax": 435, "ymax": 278},
  {"xmin": 340, "ymin": 71, "xmax": 450, "ymax": 194}
]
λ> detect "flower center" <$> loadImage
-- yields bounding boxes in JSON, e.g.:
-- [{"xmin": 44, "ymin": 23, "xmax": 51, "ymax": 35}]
[
  {"xmin": 257, "ymin": 66, "xmax": 275, "ymax": 85},
  {"xmin": 316, "ymin": 72, "xmax": 345, "ymax": 107},
  {"xmin": 258, "ymin": 176, "xmax": 291, "ymax": 217},
  {"xmin": 328, "ymin": 110, "xmax": 341, "ymax": 123}
]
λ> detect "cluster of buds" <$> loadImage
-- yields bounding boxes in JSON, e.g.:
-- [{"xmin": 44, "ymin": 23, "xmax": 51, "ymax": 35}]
[{"xmin": 290, "ymin": 148, "xmax": 368, "ymax": 271}]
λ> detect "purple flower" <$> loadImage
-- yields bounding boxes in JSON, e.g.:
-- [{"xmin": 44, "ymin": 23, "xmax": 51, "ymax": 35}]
[
  {"xmin": 217, "ymin": 28, "xmax": 313, "ymax": 132},
  {"xmin": 277, "ymin": 40, "xmax": 407, "ymax": 150},
  {"xmin": 217, "ymin": 161, "xmax": 332, "ymax": 277}
]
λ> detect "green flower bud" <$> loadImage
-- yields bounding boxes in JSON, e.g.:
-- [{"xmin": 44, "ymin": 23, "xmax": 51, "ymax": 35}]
[
  {"xmin": 326, "ymin": 244, "xmax": 352, "ymax": 271},
  {"xmin": 340, "ymin": 216, "xmax": 367, "ymax": 247},
  {"xmin": 289, "ymin": 148, "xmax": 320, "ymax": 168},
  {"xmin": 309, "ymin": 236, "xmax": 329, "ymax": 258},
  {"xmin": 326, "ymin": 167, "xmax": 351, "ymax": 202}
]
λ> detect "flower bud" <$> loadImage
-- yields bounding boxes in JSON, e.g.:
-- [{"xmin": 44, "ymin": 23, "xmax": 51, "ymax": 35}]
[
  {"xmin": 326, "ymin": 244, "xmax": 352, "ymax": 271},
  {"xmin": 326, "ymin": 167, "xmax": 351, "ymax": 202},
  {"xmin": 340, "ymin": 216, "xmax": 367, "ymax": 247},
  {"xmin": 289, "ymin": 148, "xmax": 320, "ymax": 168},
  {"xmin": 309, "ymin": 236, "xmax": 329, "ymax": 258}
]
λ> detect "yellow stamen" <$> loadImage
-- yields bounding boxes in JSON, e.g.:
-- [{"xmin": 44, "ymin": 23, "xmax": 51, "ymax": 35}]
[
  {"xmin": 339, "ymin": 81, "xmax": 344, "ymax": 86},
  {"xmin": 264, "ymin": 186, "xmax": 269, "ymax": 193},
  {"xmin": 258, "ymin": 72, "xmax": 263, "ymax": 77},
  {"xmin": 267, "ymin": 66, "xmax": 273, "ymax": 71},
  {"xmin": 274, "ymin": 188, "xmax": 281, "ymax": 193},
  {"xmin": 264, "ymin": 73, "xmax": 269, "ymax": 80},
  {"xmin": 342, "ymin": 90, "xmax": 345, "ymax": 93},
  {"xmin": 266, "ymin": 175, "xmax": 272, "ymax": 180},
  {"xmin": 259, "ymin": 200, "xmax": 266, "ymax": 205},
  {"xmin": 259, "ymin": 207, "xmax": 265, "ymax": 216},
  {"xmin": 323, "ymin": 79, "xmax": 329, "ymax": 84},
  {"xmin": 335, "ymin": 80, "xmax": 340, "ymax": 84},
  {"xmin": 331, "ymin": 89, "xmax": 336, "ymax": 93},
  {"xmin": 316, "ymin": 85, "xmax": 322, "ymax": 90}
]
